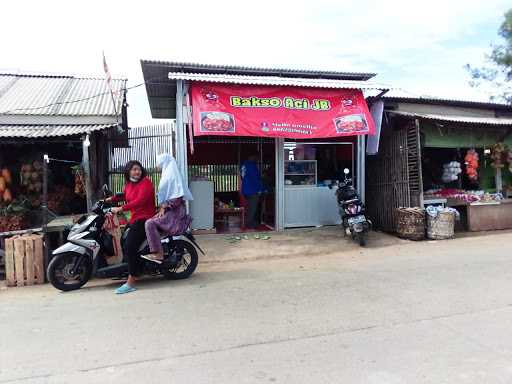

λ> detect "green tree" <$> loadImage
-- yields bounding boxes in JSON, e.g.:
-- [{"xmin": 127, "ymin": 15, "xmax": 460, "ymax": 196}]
[{"xmin": 466, "ymin": 9, "xmax": 512, "ymax": 104}]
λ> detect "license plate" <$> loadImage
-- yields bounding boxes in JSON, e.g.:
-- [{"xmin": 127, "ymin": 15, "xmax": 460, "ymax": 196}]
[{"xmin": 348, "ymin": 215, "xmax": 366, "ymax": 225}]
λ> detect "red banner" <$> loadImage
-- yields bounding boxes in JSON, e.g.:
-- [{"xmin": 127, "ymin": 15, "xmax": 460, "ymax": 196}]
[{"xmin": 191, "ymin": 82, "xmax": 375, "ymax": 139}]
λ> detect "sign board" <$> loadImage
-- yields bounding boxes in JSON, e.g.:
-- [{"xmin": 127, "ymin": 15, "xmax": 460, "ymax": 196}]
[{"xmin": 191, "ymin": 83, "xmax": 375, "ymax": 139}]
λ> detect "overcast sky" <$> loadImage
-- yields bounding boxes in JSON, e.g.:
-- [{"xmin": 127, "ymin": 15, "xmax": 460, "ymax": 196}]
[{"xmin": 1, "ymin": 0, "xmax": 510, "ymax": 125}]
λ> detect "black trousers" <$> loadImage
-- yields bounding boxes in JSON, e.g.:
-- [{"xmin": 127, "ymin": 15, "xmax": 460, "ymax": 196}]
[
  {"xmin": 245, "ymin": 194, "xmax": 260, "ymax": 228},
  {"xmin": 124, "ymin": 220, "xmax": 147, "ymax": 277}
]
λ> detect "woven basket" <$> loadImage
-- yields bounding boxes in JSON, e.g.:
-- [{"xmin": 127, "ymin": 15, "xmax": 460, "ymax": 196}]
[
  {"xmin": 427, "ymin": 211, "xmax": 455, "ymax": 240},
  {"xmin": 395, "ymin": 207, "xmax": 425, "ymax": 240}
]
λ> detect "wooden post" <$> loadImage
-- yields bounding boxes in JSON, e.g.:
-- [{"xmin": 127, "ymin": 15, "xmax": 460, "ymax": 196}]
[
  {"xmin": 415, "ymin": 119, "xmax": 424, "ymax": 208},
  {"xmin": 496, "ymin": 168, "xmax": 503, "ymax": 194},
  {"xmin": 82, "ymin": 134, "xmax": 93, "ymax": 212},
  {"xmin": 42, "ymin": 154, "xmax": 49, "ymax": 275}
]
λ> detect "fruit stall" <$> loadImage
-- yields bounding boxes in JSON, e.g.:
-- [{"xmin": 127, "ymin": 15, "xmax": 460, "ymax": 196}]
[
  {"xmin": 0, "ymin": 73, "xmax": 128, "ymax": 281},
  {"xmin": 0, "ymin": 143, "xmax": 88, "ymax": 234},
  {"xmin": 367, "ymin": 96, "xmax": 512, "ymax": 234},
  {"xmin": 419, "ymin": 123, "xmax": 512, "ymax": 232}
]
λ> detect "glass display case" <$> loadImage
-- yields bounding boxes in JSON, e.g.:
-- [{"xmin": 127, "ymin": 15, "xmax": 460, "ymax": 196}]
[{"xmin": 284, "ymin": 160, "xmax": 317, "ymax": 186}]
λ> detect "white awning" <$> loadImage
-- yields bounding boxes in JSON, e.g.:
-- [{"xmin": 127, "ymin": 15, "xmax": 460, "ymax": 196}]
[
  {"xmin": 0, "ymin": 123, "xmax": 117, "ymax": 138},
  {"xmin": 387, "ymin": 110, "xmax": 512, "ymax": 126},
  {"xmin": 168, "ymin": 72, "xmax": 390, "ymax": 91}
]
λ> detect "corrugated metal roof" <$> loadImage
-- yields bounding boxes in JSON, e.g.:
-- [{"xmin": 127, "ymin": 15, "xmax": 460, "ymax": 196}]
[
  {"xmin": 0, "ymin": 123, "xmax": 117, "ymax": 138},
  {"xmin": 383, "ymin": 90, "xmax": 512, "ymax": 110},
  {"xmin": 387, "ymin": 110, "xmax": 512, "ymax": 126},
  {"xmin": 167, "ymin": 72, "xmax": 389, "ymax": 90},
  {"xmin": 142, "ymin": 60, "xmax": 376, "ymax": 81},
  {"xmin": 0, "ymin": 74, "xmax": 126, "ymax": 116},
  {"xmin": 0, "ymin": 76, "xmax": 17, "ymax": 96}
]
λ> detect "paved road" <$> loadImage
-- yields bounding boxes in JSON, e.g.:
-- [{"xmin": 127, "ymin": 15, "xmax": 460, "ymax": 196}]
[{"xmin": 2, "ymin": 231, "xmax": 512, "ymax": 383}]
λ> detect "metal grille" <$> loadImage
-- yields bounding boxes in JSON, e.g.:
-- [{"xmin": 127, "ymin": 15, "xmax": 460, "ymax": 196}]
[
  {"xmin": 189, "ymin": 164, "xmax": 240, "ymax": 193},
  {"xmin": 188, "ymin": 163, "xmax": 272, "ymax": 193},
  {"xmin": 108, "ymin": 123, "xmax": 174, "ymax": 193}
]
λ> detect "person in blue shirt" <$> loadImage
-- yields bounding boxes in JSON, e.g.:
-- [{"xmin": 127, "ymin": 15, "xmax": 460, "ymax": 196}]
[{"xmin": 241, "ymin": 153, "xmax": 264, "ymax": 229}]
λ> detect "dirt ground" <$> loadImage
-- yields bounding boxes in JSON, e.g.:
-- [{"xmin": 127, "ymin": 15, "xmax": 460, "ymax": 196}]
[{"xmin": 196, "ymin": 227, "xmax": 405, "ymax": 264}]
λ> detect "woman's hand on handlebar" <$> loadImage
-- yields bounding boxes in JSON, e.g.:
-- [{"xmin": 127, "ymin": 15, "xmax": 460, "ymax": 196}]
[{"xmin": 111, "ymin": 206, "xmax": 123, "ymax": 215}]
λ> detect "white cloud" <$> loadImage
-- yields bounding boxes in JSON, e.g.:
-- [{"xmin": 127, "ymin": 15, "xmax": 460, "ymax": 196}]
[{"xmin": 0, "ymin": 0, "xmax": 510, "ymax": 125}]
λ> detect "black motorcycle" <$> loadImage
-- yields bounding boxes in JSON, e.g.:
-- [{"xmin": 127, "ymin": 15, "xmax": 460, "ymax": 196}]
[
  {"xmin": 47, "ymin": 187, "xmax": 204, "ymax": 291},
  {"xmin": 331, "ymin": 169, "xmax": 370, "ymax": 246}
]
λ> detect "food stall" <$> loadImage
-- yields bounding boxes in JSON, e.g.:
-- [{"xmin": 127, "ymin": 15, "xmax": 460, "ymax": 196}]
[
  {"xmin": 421, "ymin": 140, "xmax": 512, "ymax": 232},
  {"xmin": 282, "ymin": 140, "xmax": 354, "ymax": 227},
  {"xmin": 141, "ymin": 60, "xmax": 389, "ymax": 231},
  {"xmin": 0, "ymin": 73, "xmax": 127, "ymax": 233},
  {"xmin": 367, "ymin": 96, "xmax": 512, "ymax": 233},
  {"xmin": 0, "ymin": 73, "xmax": 127, "ymax": 281},
  {"xmin": 0, "ymin": 142, "xmax": 87, "ymax": 233}
]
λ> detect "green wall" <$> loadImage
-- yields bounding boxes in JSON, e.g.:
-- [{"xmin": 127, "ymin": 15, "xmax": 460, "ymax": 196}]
[
  {"xmin": 421, "ymin": 121, "xmax": 512, "ymax": 192},
  {"xmin": 421, "ymin": 122, "xmax": 512, "ymax": 149}
]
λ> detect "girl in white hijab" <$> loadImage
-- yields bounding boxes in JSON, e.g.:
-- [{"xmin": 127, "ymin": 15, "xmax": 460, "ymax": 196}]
[{"xmin": 142, "ymin": 154, "xmax": 193, "ymax": 263}]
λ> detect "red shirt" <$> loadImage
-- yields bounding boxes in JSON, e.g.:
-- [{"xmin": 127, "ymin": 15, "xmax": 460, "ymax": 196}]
[{"xmin": 113, "ymin": 177, "xmax": 155, "ymax": 224}]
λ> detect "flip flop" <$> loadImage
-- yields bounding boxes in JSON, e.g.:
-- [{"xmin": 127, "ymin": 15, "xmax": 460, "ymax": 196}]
[
  {"xmin": 115, "ymin": 283, "xmax": 137, "ymax": 294},
  {"xmin": 254, "ymin": 235, "xmax": 261, "ymax": 240},
  {"xmin": 141, "ymin": 254, "xmax": 163, "ymax": 264},
  {"xmin": 242, "ymin": 235, "xmax": 250, "ymax": 240},
  {"xmin": 261, "ymin": 235, "xmax": 271, "ymax": 240}
]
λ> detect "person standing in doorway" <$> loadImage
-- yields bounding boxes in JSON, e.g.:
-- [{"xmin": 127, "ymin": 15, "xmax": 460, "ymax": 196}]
[{"xmin": 241, "ymin": 153, "xmax": 264, "ymax": 229}]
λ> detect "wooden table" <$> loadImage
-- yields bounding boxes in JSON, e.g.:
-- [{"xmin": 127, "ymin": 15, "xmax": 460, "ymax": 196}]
[
  {"xmin": 467, "ymin": 199, "xmax": 512, "ymax": 231},
  {"xmin": 0, "ymin": 215, "xmax": 78, "ymax": 238},
  {"xmin": 215, "ymin": 207, "xmax": 245, "ymax": 229}
]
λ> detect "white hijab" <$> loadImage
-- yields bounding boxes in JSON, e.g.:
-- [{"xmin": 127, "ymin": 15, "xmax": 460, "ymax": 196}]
[{"xmin": 157, "ymin": 154, "xmax": 193, "ymax": 204}]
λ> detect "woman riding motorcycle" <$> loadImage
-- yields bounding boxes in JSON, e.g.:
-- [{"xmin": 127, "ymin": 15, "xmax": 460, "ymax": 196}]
[{"xmin": 108, "ymin": 160, "xmax": 155, "ymax": 294}]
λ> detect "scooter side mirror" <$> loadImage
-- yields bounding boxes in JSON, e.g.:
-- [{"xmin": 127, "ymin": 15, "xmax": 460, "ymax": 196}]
[{"xmin": 102, "ymin": 184, "xmax": 113, "ymax": 198}]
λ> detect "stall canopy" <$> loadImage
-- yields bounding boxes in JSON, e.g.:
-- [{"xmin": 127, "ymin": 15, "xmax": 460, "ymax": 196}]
[
  {"xmin": 0, "ymin": 73, "xmax": 127, "ymax": 138},
  {"xmin": 140, "ymin": 60, "xmax": 390, "ymax": 124},
  {"xmin": 387, "ymin": 110, "xmax": 512, "ymax": 148}
]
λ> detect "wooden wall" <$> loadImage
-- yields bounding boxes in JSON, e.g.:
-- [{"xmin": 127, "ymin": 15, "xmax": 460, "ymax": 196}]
[{"xmin": 366, "ymin": 116, "xmax": 422, "ymax": 232}]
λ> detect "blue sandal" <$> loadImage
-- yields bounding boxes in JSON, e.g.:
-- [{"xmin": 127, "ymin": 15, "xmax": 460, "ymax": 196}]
[{"xmin": 115, "ymin": 283, "xmax": 137, "ymax": 294}]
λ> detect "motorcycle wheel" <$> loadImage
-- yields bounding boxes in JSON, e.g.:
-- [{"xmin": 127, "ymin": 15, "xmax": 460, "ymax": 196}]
[
  {"xmin": 162, "ymin": 240, "xmax": 198, "ymax": 280},
  {"xmin": 357, "ymin": 232, "xmax": 367, "ymax": 247},
  {"xmin": 47, "ymin": 252, "xmax": 92, "ymax": 291}
]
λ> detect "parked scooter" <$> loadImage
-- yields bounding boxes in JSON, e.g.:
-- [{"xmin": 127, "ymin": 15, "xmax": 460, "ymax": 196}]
[
  {"xmin": 330, "ymin": 169, "xmax": 371, "ymax": 246},
  {"xmin": 47, "ymin": 186, "xmax": 204, "ymax": 291}
]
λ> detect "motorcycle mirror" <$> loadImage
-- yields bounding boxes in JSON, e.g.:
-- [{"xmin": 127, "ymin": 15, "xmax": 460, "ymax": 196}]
[
  {"xmin": 344, "ymin": 168, "xmax": 350, "ymax": 175},
  {"xmin": 102, "ymin": 184, "xmax": 113, "ymax": 198}
]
